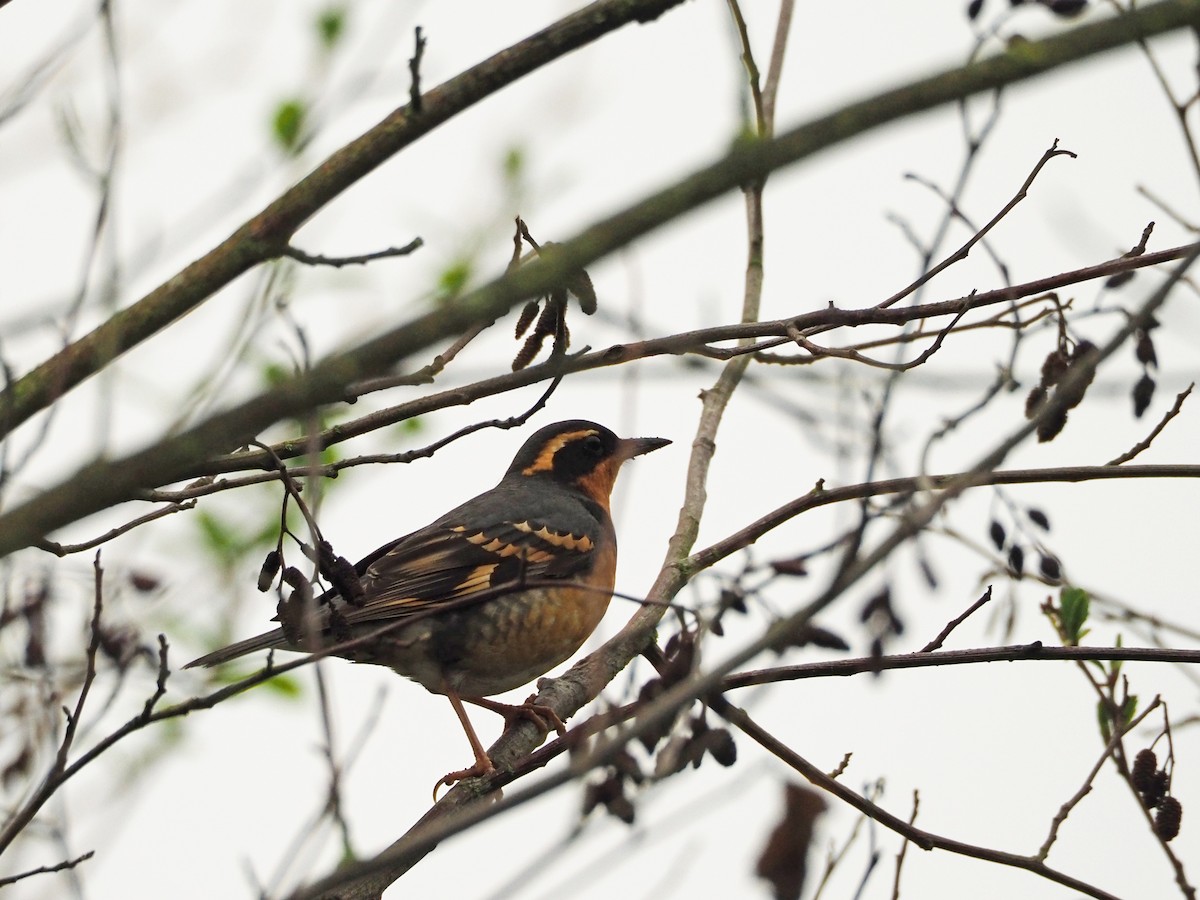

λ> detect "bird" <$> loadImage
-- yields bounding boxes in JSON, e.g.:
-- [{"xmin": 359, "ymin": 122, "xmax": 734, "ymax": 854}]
[{"xmin": 186, "ymin": 420, "xmax": 670, "ymax": 787}]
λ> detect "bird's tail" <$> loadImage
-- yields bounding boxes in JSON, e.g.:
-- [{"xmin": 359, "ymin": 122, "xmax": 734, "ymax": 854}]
[{"xmin": 184, "ymin": 628, "xmax": 287, "ymax": 669}]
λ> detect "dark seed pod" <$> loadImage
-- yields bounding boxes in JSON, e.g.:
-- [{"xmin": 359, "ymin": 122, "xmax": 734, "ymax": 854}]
[
  {"xmin": 707, "ymin": 728, "xmax": 738, "ymax": 767},
  {"xmin": 129, "ymin": 571, "xmax": 162, "ymax": 592},
  {"xmin": 771, "ymin": 557, "xmax": 808, "ymax": 576},
  {"xmin": 1135, "ymin": 330, "xmax": 1158, "ymax": 367},
  {"xmin": 1024, "ymin": 384, "xmax": 1046, "ymax": 419},
  {"xmin": 1045, "ymin": 0, "xmax": 1088, "ymax": 15},
  {"xmin": 328, "ymin": 555, "xmax": 365, "ymax": 606},
  {"xmin": 1056, "ymin": 341, "xmax": 1097, "ymax": 411},
  {"xmin": 512, "ymin": 331, "xmax": 545, "ymax": 371},
  {"xmin": 1038, "ymin": 554, "xmax": 1062, "ymax": 581},
  {"xmin": 1037, "ymin": 406, "xmax": 1069, "ymax": 443},
  {"xmin": 989, "ymin": 520, "xmax": 1007, "ymax": 551},
  {"xmin": 1104, "ymin": 270, "xmax": 1135, "ymax": 289},
  {"xmin": 1132, "ymin": 749, "xmax": 1158, "ymax": 795},
  {"xmin": 1007, "ymin": 544, "xmax": 1025, "ymax": 577},
  {"xmin": 257, "ymin": 550, "xmax": 282, "ymax": 592},
  {"xmin": 1155, "ymin": 796, "xmax": 1182, "ymax": 842},
  {"xmin": 607, "ymin": 792, "xmax": 636, "ymax": 825},
  {"xmin": 514, "ymin": 300, "xmax": 540, "ymax": 338},
  {"xmin": 1041, "ymin": 349, "xmax": 1070, "ymax": 385},
  {"xmin": 1027, "ymin": 508, "xmax": 1051, "ymax": 530},
  {"xmin": 1133, "ymin": 373, "xmax": 1156, "ymax": 418},
  {"xmin": 1143, "ymin": 770, "xmax": 1169, "ymax": 810},
  {"xmin": 860, "ymin": 587, "xmax": 893, "ymax": 623},
  {"xmin": 796, "ymin": 625, "xmax": 850, "ymax": 651},
  {"xmin": 720, "ymin": 587, "xmax": 748, "ymax": 615},
  {"xmin": 534, "ymin": 295, "xmax": 561, "ymax": 337},
  {"xmin": 568, "ymin": 269, "xmax": 597, "ymax": 315},
  {"xmin": 281, "ymin": 565, "xmax": 308, "ymax": 591}
]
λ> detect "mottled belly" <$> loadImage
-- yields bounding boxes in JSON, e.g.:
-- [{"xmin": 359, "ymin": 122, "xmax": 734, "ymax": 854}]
[{"xmin": 429, "ymin": 586, "xmax": 612, "ymax": 697}]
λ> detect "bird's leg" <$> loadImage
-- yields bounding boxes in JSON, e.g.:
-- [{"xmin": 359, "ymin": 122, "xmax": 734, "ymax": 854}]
[
  {"xmin": 465, "ymin": 695, "xmax": 568, "ymax": 738},
  {"xmin": 436, "ymin": 688, "xmax": 497, "ymax": 794}
]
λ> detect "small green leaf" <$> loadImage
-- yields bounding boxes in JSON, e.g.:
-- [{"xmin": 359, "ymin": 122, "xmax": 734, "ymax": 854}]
[
  {"xmin": 1097, "ymin": 699, "xmax": 1111, "ymax": 743},
  {"xmin": 316, "ymin": 6, "xmax": 346, "ymax": 50},
  {"xmin": 195, "ymin": 510, "xmax": 241, "ymax": 565},
  {"xmin": 1120, "ymin": 694, "xmax": 1138, "ymax": 727},
  {"xmin": 261, "ymin": 673, "xmax": 304, "ymax": 698},
  {"xmin": 438, "ymin": 258, "xmax": 472, "ymax": 296},
  {"xmin": 502, "ymin": 146, "xmax": 524, "ymax": 183},
  {"xmin": 1059, "ymin": 586, "xmax": 1090, "ymax": 645},
  {"xmin": 262, "ymin": 361, "xmax": 291, "ymax": 388},
  {"xmin": 272, "ymin": 99, "xmax": 307, "ymax": 153},
  {"xmin": 210, "ymin": 666, "xmax": 303, "ymax": 699}
]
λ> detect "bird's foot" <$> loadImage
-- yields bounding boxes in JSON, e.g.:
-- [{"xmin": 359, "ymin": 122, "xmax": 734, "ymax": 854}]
[
  {"xmin": 468, "ymin": 695, "xmax": 567, "ymax": 737},
  {"xmin": 432, "ymin": 756, "xmax": 497, "ymax": 801}
]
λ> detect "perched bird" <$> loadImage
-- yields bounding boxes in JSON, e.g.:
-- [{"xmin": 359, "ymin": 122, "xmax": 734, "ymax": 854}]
[{"xmin": 186, "ymin": 420, "xmax": 669, "ymax": 786}]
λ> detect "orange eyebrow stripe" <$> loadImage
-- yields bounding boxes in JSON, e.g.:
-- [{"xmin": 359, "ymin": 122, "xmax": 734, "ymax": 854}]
[{"xmin": 520, "ymin": 429, "xmax": 599, "ymax": 476}]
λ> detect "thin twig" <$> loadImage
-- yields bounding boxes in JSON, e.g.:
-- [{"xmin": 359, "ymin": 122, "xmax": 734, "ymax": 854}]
[
  {"xmin": 0, "ymin": 851, "xmax": 96, "ymax": 888},
  {"xmin": 1107, "ymin": 382, "xmax": 1194, "ymax": 465},
  {"xmin": 409, "ymin": 26, "xmax": 426, "ymax": 113},
  {"xmin": 920, "ymin": 586, "xmax": 994, "ymax": 652},
  {"xmin": 281, "ymin": 238, "xmax": 423, "ymax": 268},
  {"xmin": 877, "ymin": 141, "xmax": 1076, "ymax": 310},
  {"xmin": 712, "ymin": 698, "xmax": 1122, "ymax": 900},
  {"xmin": 1035, "ymin": 698, "xmax": 1161, "ymax": 861},
  {"xmin": 34, "ymin": 500, "xmax": 197, "ymax": 556}
]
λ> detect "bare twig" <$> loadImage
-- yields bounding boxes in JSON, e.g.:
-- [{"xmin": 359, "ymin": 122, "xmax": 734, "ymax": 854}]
[
  {"xmin": 281, "ymin": 238, "xmax": 423, "ymax": 268},
  {"xmin": 1107, "ymin": 382, "xmax": 1194, "ymax": 465},
  {"xmin": 713, "ymin": 698, "xmax": 1122, "ymax": 900},
  {"xmin": 1036, "ymin": 698, "xmax": 1161, "ymax": 861},
  {"xmin": 0, "ymin": 851, "xmax": 96, "ymax": 888},
  {"xmin": 920, "ymin": 586, "xmax": 994, "ymax": 652},
  {"xmin": 34, "ymin": 500, "xmax": 197, "ymax": 556},
  {"xmin": 409, "ymin": 26, "xmax": 427, "ymax": 113},
  {"xmin": 725, "ymin": 644, "xmax": 1200, "ymax": 690},
  {"xmin": 876, "ymin": 141, "xmax": 1076, "ymax": 310},
  {"xmin": 892, "ymin": 792, "xmax": 920, "ymax": 900},
  {"xmin": 0, "ymin": 554, "xmax": 107, "ymax": 855}
]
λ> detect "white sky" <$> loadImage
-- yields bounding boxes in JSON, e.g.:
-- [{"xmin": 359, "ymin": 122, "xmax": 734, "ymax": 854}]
[{"xmin": 1, "ymin": 1, "xmax": 1199, "ymax": 899}]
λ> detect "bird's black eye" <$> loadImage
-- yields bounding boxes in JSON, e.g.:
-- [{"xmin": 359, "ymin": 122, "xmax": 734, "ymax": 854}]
[{"xmin": 581, "ymin": 435, "xmax": 605, "ymax": 457}]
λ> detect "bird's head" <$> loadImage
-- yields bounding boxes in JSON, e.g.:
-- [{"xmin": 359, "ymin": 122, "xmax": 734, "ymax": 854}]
[{"xmin": 508, "ymin": 420, "xmax": 670, "ymax": 508}]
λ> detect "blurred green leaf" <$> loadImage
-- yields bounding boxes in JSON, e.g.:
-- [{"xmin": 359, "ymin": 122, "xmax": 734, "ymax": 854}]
[
  {"xmin": 261, "ymin": 361, "xmax": 291, "ymax": 388},
  {"xmin": 261, "ymin": 673, "xmax": 304, "ymax": 698},
  {"xmin": 502, "ymin": 146, "xmax": 524, "ymax": 183},
  {"xmin": 211, "ymin": 666, "xmax": 303, "ymax": 699},
  {"xmin": 1097, "ymin": 699, "xmax": 1111, "ymax": 743},
  {"xmin": 273, "ymin": 98, "xmax": 307, "ymax": 154},
  {"xmin": 1120, "ymin": 694, "xmax": 1138, "ymax": 727},
  {"xmin": 195, "ymin": 510, "xmax": 243, "ymax": 568},
  {"xmin": 1059, "ymin": 586, "xmax": 1090, "ymax": 645},
  {"xmin": 438, "ymin": 258, "xmax": 472, "ymax": 296},
  {"xmin": 316, "ymin": 6, "xmax": 347, "ymax": 50}
]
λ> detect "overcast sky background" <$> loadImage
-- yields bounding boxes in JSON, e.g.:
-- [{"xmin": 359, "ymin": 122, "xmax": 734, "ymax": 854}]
[{"xmin": 2, "ymin": 1, "xmax": 1199, "ymax": 898}]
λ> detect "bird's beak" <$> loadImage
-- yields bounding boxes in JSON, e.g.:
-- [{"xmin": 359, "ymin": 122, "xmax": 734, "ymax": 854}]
[{"xmin": 615, "ymin": 435, "xmax": 671, "ymax": 462}]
